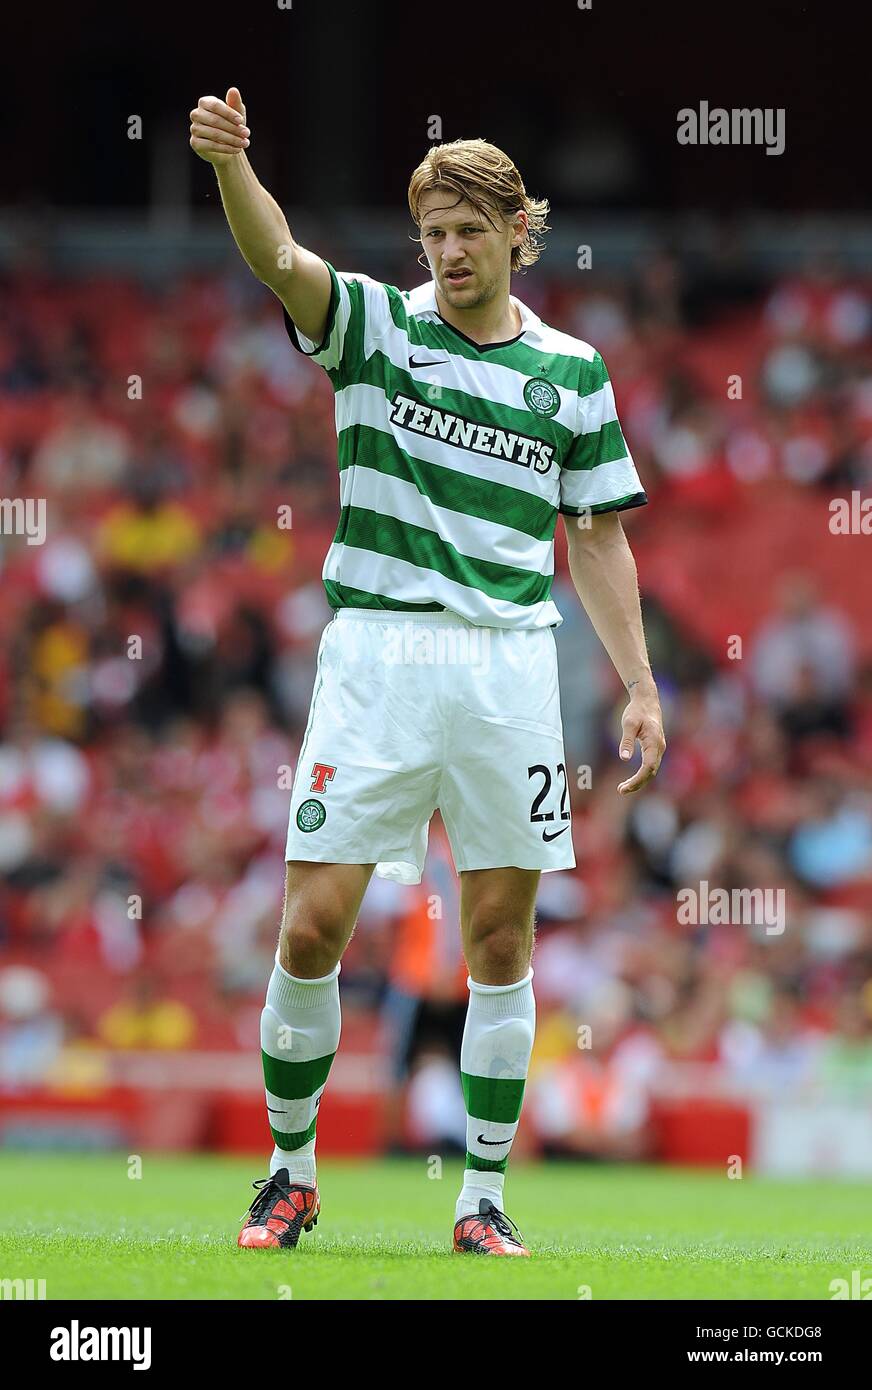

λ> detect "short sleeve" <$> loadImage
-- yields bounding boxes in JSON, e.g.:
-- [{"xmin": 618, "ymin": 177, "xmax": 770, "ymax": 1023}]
[
  {"xmin": 559, "ymin": 352, "xmax": 647, "ymax": 516},
  {"xmin": 282, "ymin": 261, "xmax": 392, "ymax": 381}
]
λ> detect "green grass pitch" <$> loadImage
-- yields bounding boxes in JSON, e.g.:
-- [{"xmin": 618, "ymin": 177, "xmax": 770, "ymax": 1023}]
[{"xmin": 1, "ymin": 1154, "xmax": 869, "ymax": 1300}]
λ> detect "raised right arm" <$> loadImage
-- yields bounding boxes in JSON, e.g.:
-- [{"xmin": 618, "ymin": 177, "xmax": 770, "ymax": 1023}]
[{"xmin": 190, "ymin": 88, "xmax": 332, "ymax": 345}]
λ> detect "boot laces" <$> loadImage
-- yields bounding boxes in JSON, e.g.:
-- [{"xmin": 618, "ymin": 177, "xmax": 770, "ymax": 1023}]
[
  {"xmin": 479, "ymin": 1199, "xmax": 523, "ymax": 1244},
  {"xmin": 241, "ymin": 1173, "xmax": 291, "ymax": 1224}
]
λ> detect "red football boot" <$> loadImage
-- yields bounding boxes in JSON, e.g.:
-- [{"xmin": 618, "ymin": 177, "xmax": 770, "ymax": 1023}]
[
  {"xmin": 453, "ymin": 1198, "xmax": 530, "ymax": 1257},
  {"xmin": 237, "ymin": 1168, "xmax": 320, "ymax": 1249}
]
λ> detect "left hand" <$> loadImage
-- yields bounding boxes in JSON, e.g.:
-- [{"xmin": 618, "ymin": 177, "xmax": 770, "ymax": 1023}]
[{"xmin": 617, "ymin": 684, "xmax": 666, "ymax": 794}]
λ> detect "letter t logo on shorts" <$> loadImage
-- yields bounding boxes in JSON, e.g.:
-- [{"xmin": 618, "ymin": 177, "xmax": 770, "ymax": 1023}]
[{"xmin": 310, "ymin": 763, "xmax": 337, "ymax": 794}]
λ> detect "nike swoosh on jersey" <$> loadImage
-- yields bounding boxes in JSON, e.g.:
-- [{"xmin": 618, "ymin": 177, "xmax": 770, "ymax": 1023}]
[
  {"xmin": 477, "ymin": 1134, "xmax": 513, "ymax": 1146},
  {"xmin": 542, "ymin": 825, "xmax": 570, "ymax": 842},
  {"xmin": 408, "ymin": 354, "xmax": 447, "ymax": 368}
]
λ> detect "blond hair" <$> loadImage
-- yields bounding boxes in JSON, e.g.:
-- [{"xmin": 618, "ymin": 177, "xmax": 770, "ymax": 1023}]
[{"xmin": 407, "ymin": 138, "xmax": 550, "ymax": 273}]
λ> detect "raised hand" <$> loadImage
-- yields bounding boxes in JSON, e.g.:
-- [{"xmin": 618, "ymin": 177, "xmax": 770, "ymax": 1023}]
[{"xmin": 189, "ymin": 87, "xmax": 250, "ymax": 165}]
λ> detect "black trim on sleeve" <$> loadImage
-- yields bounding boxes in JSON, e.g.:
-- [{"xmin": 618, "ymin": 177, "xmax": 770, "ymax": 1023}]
[
  {"xmin": 559, "ymin": 491, "xmax": 648, "ymax": 518},
  {"xmin": 281, "ymin": 261, "xmax": 341, "ymax": 357}
]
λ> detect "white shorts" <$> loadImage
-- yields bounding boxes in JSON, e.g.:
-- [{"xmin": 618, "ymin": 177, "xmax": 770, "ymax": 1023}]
[{"xmin": 285, "ymin": 609, "xmax": 576, "ymax": 884}]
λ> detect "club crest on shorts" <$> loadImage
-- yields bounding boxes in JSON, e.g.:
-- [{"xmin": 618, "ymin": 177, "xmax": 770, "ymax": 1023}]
[
  {"xmin": 296, "ymin": 798, "xmax": 326, "ymax": 833},
  {"xmin": 523, "ymin": 377, "xmax": 560, "ymax": 418}
]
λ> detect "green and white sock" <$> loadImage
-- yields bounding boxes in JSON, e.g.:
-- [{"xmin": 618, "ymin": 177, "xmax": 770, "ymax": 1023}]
[
  {"xmin": 260, "ymin": 953, "xmax": 341, "ymax": 1185},
  {"xmin": 455, "ymin": 969, "xmax": 535, "ymax": 1222}
]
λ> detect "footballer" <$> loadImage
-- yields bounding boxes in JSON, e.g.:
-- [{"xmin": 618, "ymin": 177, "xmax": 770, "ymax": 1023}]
[{"xmin": 190, "ymin": 88, "xmax": 666, "ymax": 1257}]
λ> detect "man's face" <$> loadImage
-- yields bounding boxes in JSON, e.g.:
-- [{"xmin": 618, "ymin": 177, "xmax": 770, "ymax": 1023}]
[{"xmin": 418, "ymin": 190, "xmax": 525, "ymax": 311}]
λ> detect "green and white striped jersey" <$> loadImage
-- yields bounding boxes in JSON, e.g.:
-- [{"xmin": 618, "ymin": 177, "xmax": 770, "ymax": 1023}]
[{"xmin": 283, "ymin": 263, "xmax": 646, "ymax": 629}]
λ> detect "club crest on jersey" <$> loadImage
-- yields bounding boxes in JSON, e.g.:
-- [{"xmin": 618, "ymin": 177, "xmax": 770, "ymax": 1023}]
[
  {"xmin": 523, "ymin": 377, "xmax": 561, "ymax": 418},
  {"xmin": 309, "ymin": 763, "xmax": 336, "ymax": 794},
  {"xmin": 296, "ymin": 799, "xmax": 326, "ymax": 833}
]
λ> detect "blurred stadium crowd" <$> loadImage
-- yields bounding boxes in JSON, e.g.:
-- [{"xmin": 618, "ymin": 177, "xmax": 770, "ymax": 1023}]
[{"xmin": 1, "ymin": 242, "xmax": 871, "ymax": 1157}]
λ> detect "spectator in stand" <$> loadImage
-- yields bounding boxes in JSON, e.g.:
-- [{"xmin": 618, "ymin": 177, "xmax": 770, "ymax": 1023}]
[
  {"xmin": 31, "ymin": 388, "xmax": 130, "ymax": 495},
  {"xmin": 751, "ymin": 573, "xmax": 855, "ymax": 710},
  {"xmin": 0, "ymin": 966, "xmax": 63, "ymax": 1087},
  {"xmin": 96, "ymin": 970, "xmax": 197, "ymax": 1050}
]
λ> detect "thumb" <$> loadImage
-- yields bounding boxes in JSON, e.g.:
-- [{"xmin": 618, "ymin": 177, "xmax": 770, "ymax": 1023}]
[
  {"xmin": 619, "ymin": 731, "xmax": 635, "ymax": 761},
  {"xmin": 225, "ymin": 87, "xmax": 245, "ymax": 115}
]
